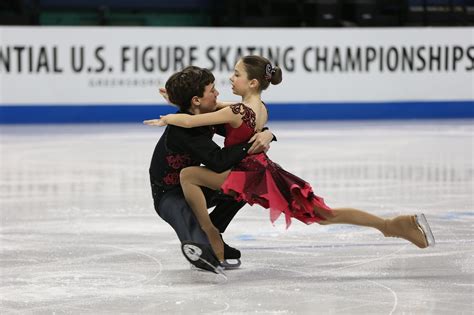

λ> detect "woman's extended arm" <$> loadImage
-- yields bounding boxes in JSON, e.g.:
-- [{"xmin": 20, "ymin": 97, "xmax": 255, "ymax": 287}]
[{"xmin": 143, "ymin": 106, "xmax": 239, "ymax": 128}]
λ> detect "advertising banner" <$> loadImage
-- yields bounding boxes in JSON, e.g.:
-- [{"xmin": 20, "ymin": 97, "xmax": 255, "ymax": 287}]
[{"xmin": 0, "ymin": 27, "xmax": 472, "ymax": 122}]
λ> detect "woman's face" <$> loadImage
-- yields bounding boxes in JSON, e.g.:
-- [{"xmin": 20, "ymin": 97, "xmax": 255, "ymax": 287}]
[{"xmin": 229, "ymin": 60, "xmax": 250, "ymax": 96}]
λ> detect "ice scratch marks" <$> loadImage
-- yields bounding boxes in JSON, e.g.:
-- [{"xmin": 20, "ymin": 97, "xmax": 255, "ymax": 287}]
[
  {"xmin": 103, "ymin": 245, "xmax": 163, "ymax": 285},
  {"xmin": 367, "ymin": 280, "xmax": 398, "ymax": 315}
]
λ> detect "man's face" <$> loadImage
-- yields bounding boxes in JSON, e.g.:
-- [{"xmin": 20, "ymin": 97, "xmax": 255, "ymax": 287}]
[{"xmin": 196, "ymin": 82, "xmax": 219, "ymax": 113}]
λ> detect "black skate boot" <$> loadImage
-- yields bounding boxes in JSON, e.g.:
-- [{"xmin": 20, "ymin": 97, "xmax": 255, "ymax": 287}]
[
  {"xmin": 222, "ymin": 235, "xmax": 241, "ymax": 269},
  {"xmin": 181, "ymin": 241, "xmax": 226, "ymax": 276}
]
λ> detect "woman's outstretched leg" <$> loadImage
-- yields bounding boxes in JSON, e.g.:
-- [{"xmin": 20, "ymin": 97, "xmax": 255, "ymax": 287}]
[
  {"xmin": 180, "ymin": 166, "xmax": 230, "ymax": 262},
  {"xmin": 314, "ymin": 206, "xmax": 432, "ymax": 248}
]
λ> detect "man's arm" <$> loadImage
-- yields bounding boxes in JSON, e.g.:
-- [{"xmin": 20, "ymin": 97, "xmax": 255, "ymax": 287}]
[
  {"xmin": 170, "ymin": 126, "xmax": 250, "ymax": 173},
  {"xmin": 214, "ymin": 124, "xmax": 227, "ymax": 137}
]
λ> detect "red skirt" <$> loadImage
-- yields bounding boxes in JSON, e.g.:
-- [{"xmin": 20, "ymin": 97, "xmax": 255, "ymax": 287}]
[{"xmin": 221, "ymin": 153, "xmax": 332, "ymax": 228}]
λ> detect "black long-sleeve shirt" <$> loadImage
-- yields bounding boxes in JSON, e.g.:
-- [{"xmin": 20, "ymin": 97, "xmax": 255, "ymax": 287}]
[{"xmin": 149, "ymin": 124, "xmax": 251, "ymax": 202}]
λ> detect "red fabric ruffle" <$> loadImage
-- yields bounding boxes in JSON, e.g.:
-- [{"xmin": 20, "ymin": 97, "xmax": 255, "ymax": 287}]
[{"xmin": 221, "ymin": 153, "xmax": 332, "ymax": 228}]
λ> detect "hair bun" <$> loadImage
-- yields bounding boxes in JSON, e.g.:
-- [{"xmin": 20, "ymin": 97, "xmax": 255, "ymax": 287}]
[{"xmin": 270, "ymin": 66, "xmax": 283, "ymax": 85}]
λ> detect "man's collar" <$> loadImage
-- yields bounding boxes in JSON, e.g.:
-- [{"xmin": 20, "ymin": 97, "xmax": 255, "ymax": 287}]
[
  {"xmin": 177, "ymin": 110, "xmax": 195, "ymax": 115},
  {"xmin": 176, "ymin": 109, "xmax": 194, "ymax": 115}
]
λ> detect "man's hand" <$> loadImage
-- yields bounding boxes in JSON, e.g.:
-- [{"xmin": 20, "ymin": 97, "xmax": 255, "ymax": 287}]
[{"xmin": 248, "ymin": 129, "xmax": 274, "ymax": 154}]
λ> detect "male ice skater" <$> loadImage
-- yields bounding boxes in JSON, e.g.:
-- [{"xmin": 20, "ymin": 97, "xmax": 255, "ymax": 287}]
[{"xmin": 147, "ymin": 66, "xmax": 275, "ymax": 273}]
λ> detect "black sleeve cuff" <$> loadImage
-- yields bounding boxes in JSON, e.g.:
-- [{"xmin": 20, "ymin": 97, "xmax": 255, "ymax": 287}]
[{"xmin": 262, "ymin": 127, "xmax": 277, "ymax": 142}]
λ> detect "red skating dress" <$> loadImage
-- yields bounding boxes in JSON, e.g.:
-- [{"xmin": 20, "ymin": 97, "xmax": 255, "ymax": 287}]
[{"xmin": 220, "ymin": 103, "xmax": 332, "ymax": 227}]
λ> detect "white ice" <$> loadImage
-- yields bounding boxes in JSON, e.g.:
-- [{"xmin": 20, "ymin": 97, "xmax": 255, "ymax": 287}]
[{"xmin": 1, "ymin": 120, "xmax": 473, "ymax": 314}]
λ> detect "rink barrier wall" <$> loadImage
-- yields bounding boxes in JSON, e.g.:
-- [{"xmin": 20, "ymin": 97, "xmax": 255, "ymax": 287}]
[
  {"xmin": 1, "ymin": 27, "xmax": 473, "ymax": 106},
  {"xmin": 0, "ymin": 100, "xmax": 472, "ymax": 123}
]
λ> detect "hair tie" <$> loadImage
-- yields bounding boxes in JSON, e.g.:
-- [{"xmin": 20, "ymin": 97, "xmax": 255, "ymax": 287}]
[{"xmin": 264, "ymin": 63, "xmax": 274, "ymax": 82}]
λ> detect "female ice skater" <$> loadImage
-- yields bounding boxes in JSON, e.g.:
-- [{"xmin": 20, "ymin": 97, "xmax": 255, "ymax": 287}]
[{"xmin": 144, "ymin": 55, "xmax": 435, "ymax": 264}]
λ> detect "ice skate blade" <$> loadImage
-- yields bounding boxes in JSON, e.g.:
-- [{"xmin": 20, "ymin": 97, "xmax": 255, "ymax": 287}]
[
  {"xmin": 189, "ymin": 264, "xmax": 228, "ymax": 283},
  {"xmin": 221, "ymin": 259, "xmax": 241, "ymax": 269},
  {"xmin": 415, "ymin": 213, "xmax": 435, "ymax": 247},
  {"xmin": 196, "ymin": 256, "xmax": 227, "ymax": 278}
]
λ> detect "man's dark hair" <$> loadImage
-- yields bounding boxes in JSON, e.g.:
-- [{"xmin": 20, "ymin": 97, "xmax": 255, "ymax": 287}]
[{"xmin": 165, "ymin": 66, "xmax": 215, "ymax": 112}]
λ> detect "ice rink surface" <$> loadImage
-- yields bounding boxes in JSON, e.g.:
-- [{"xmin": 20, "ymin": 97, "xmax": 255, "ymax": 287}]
[{"xmin": 1, "ymin": 120, "xmax": 473, "ymax": 314}]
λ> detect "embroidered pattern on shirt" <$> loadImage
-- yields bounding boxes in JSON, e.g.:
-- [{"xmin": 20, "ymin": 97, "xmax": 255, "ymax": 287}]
[
  {"xmin": 230, "ymin": 103, "xmax": 256, "ymax": 130},
  {"xmin": 163, "ymin": 172, "xmax": 180, "ymax": 185},
  {"xmin": 166, "ymin": 153, "xmax": 192, "ymax": 170},
  {"xmin": 161, "ymin": 153, "xmax": 194, "ymax": 186}
]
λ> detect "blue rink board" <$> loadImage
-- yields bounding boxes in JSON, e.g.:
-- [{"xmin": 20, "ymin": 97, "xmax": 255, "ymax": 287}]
[{"xmin": 0, "ymin": 101, "xmax": 473, "ymax": 123}]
